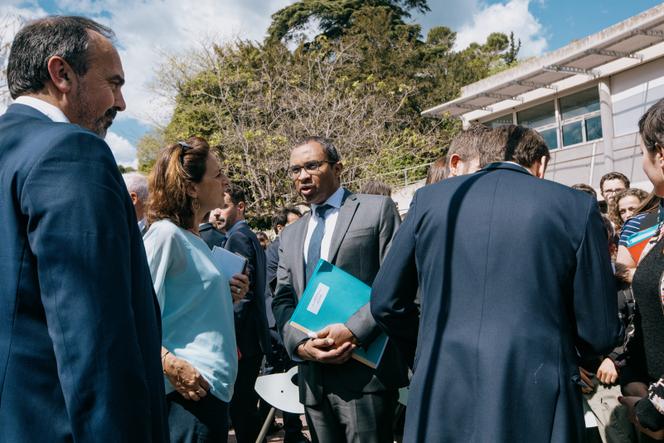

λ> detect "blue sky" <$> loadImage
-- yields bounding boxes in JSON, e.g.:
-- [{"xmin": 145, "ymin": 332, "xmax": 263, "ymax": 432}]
[{"xmin": 1, "ymin": 0, "xmax": 662, "ymax": 166}]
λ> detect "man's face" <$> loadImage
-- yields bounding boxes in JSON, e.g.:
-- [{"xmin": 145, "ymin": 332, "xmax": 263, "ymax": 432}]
[
  {"xmin": 219, "ymin": 192, "xmax": 240, "ymax": 231},
  {"xmin": 70, "ymin": 32, "xmax": 126, "ymax": 137},
  {"xmin": 290, "ymin": 142, "xmax": 341, "ymax": 205},
  {"xmin": 601, "ymin": 178, "xmax": 627, "ymax": 202},
  {"xmin": 208, "ymin": 208, "xmax": 225, "ymax": 231}
]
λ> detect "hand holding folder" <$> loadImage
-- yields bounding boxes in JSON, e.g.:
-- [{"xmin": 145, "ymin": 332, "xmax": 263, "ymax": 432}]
[{"xmin": 289, "ymin": 259, "xmax": 388, "ymax": 368}]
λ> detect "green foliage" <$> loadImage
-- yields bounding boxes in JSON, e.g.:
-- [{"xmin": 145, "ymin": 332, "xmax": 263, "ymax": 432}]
[
  {"xmin": 267, "ymin": 0, "xmax": 429, "ymax": 43},
  {"xmin": 140, "ymin": 2, "xmax": 520, "ymax": 223}
]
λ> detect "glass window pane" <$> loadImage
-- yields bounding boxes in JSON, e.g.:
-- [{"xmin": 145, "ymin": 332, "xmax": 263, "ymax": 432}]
[
  {"xmin": 484, "ymin": 114, "xmax": 513, "ymax": 128},
  {"xmin": 562, "ymin": 121, "xmax": 583, "ymax": 146},
  {"xmin": 560, "ymin": 87, "xmax": 600, "ymax": 120},
  {"xmin": 517, "ymin": 101, "xmax": 555, "ymax": 128},
  {"xmin": 585, "ymin": 115, "xmax": 603, "ymax": 141},
  {"xmin": 539, "ymin": 128, "xmax": 558, "ymax": 149}
]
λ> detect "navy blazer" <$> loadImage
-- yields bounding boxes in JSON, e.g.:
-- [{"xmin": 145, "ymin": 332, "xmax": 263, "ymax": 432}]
[
  {"xmin": 0, "ymin": 104, "xmax": 168, "ymax": 442},
  {"xmin": 225, "ymin": 220, "xmax": 271, "ymax": 357},
  {"xmin": 371, "ymin": 162, "xmax": 621, "ymax": 443}
]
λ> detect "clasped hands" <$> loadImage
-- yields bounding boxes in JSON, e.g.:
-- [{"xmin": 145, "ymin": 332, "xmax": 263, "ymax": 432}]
[{"xmin": 296, "ymin": 323, "xmax": 358, "ymax": 364}]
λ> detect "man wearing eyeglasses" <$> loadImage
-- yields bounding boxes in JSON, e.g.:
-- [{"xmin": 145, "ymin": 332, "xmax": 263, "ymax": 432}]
[{"xmin": 272, "ymin": 136, "xmax": 408, "ymax": 443}]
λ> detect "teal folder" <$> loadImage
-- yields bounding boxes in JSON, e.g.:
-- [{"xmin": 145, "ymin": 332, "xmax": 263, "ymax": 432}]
[{"xmin": 289, "ymin": 259, "xmax": 388, "ymax": 368}]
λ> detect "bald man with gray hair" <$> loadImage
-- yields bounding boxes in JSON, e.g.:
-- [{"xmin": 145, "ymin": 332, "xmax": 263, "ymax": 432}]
[{"xmin": 123, "ymin": 172, "xmax": 149, "ymax": 234}]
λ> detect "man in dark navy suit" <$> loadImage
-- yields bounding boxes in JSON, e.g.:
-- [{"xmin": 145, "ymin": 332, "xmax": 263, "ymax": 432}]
[
  {"xmin": 371, "ymin": 125, "xmax": 621, "ymax": 443},
  {"xmin": 219, "ymin": 184, "xmax": 270, "ymax": 443},
  {"xmin": 0, "ymin": 16, "xmax": 167, "ymax": 442}
]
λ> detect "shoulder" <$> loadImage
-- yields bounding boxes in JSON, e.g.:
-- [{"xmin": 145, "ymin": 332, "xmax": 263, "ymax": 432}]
[{"xmin": 144, "ymin": 219, "xmax": 185, "ymax": 244}]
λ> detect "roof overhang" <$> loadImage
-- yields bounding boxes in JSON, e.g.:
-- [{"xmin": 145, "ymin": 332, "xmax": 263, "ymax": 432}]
[{"xmin": 422, "ymin": 4, "xmax": 664, "ymax": 120}]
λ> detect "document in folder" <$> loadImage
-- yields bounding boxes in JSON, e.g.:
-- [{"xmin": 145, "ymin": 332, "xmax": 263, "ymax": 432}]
[
  {"xmin": 211, "ymin": 246, "xmax": 247, "ymax": 280},
  {"xmin": 289, "ymin": 259, "xmax": 388, "ymax": 368}
]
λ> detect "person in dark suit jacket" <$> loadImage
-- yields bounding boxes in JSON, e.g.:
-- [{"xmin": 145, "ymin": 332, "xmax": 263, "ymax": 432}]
[
  {"xmin": 219, "ymin": 184, "xmax": 271, "ymax": 443},
  {"xmin": 0, "ymin": 17, "xmax": 167, "ymax": 442},
  {"xmin": 272, "ymin": 137, "xmax": 408, "ymax": 443},
  {"xmin": 199, "ymin": 216, "xmax": 227, "ymax": 249},
  {"xmin": 371, "ymin": 125, "xmax": 621, "ymax": 443}
]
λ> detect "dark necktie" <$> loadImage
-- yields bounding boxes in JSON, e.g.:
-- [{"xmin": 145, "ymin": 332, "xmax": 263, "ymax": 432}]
[{"xmin": 306, "ymin": 204, "xmax": 332, "ymax": 283}]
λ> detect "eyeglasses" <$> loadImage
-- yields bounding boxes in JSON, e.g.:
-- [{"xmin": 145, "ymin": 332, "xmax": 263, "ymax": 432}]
[
  {"xmin": 177, "ymin": 141, "xmax": 192, "ymax": 165},
  {"xmin": 287, "ymin": 160, "xmax": 336, "ymax": 178}
]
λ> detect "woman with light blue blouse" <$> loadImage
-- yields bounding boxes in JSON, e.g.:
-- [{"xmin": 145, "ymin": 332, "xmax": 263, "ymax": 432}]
[{"xmin": 143, "ymin": 136, "xmax": 246, "ymax": 443}]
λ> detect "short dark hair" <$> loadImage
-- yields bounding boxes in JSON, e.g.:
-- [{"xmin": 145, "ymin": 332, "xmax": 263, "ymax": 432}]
[
  {"xmin": 600, "ymin": 172, "xmax": 630, "ymax": 192},
  {"xmin": 226, "ymin": 184, "xmax": 247, "ymax": 205},
  {"xmin": 448, "ymin": 124, "xmax": 492, "ymax": 165},
  {"xmin": 272, "ymin": 206, "xmax": 302, "ymax": 233},
  {"xmin": 359, "ymin": 180, "xmax": 392, "ymax": 196},
  {"xmin": 490, "ymin": 125, "xmax": 550, "ymax": 167},
  {"xmin": 639, "ymin": 98, "xmax": 664, "ymax": 154},
  {"xmin": 571, "ymin": 183, "xmax": 597, "ymax": 199},
  {"xmin": 294, "ymin": 136, "xmax": 340, "ymax": 163},
  {"xmin": 7, "ymin": 16, "xmax": 114, "ymax": 99}
]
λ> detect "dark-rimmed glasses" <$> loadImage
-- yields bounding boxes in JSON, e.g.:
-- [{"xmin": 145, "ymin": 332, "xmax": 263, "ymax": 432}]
[
  {"xmin": 287, "ymin": 160, "xmax": 336, "ymax": 178},
  {"xmin": 177, "ymin": 141, "xmax": 192, "ymax": 165}
]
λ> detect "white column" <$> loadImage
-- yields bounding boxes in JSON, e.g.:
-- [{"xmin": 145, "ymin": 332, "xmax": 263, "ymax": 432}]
[{"xmin": 598, "ymin": 79, "xmax": 615, "ymax": 176}]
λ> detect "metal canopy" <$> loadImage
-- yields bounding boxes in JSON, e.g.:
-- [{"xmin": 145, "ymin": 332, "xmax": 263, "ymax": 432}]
[{"xmin": 423, "ymin": 4, "xmax": 664, "ymax": 118}]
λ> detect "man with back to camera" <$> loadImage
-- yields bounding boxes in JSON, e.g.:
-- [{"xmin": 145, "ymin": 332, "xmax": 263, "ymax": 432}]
[
  {"xmin": 371, "ymin": 125, "xmax": 621, "ymax": 442},
  {"xmin": 0, "ymin": 16, "xmax": 168, "ymax": 441},
  {"xmin": 272, "ymin": 136, "xmax": 408, "ymax": 443},
  {"xmin": 219, "ymin": 184, "xmax": 271, "ymax": 443}
]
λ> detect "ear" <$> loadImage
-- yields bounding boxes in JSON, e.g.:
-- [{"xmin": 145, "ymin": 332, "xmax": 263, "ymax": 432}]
[
  {"xmin": 531, "ymin": 156, "xmax": 548, "ymax": 179},
  {"xmin": 186, "ymin": 182, "xmax": 198, "ymax": 199},
  {"xmin": 333, "ymin": 162, "xmax": 343, "ymax": 178},
  {"xmin": 47, "ymin": 56, "xmax": 76, "ymax": 94},
  {"xmin": 448, "ymin": 153, "xmax": 462, "ymax": 177},
  {"xmin": 129, "ymin": 191, "xmax": 139, "ymax": 205},
  {"xmin": 237, "ymin": 201, "xmax": 246, "ymax": 213}
]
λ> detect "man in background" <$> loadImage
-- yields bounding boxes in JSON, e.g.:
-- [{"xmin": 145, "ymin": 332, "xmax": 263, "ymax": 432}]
[
  {"xmin": 122, "ymin": 172, "xmax": 149, "ymax": 235},
  {"xmin": 219, "ymin": 184, "xmax": 271, "ymax": 443}
]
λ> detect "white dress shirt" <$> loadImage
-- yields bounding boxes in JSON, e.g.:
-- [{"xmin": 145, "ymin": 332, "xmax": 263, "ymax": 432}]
[
  {"xmin": 303, "ymin": 186, "xmax": 345, "ymax": 264},
  {"xmin": 14, "ymin": 96, "xmax": 70, "ymax": 123}
]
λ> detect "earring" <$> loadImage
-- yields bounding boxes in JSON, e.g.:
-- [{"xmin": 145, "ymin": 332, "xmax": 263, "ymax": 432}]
[{"xmin": 192, "ymin": 197, "xmax": 200, "ymax": 211}]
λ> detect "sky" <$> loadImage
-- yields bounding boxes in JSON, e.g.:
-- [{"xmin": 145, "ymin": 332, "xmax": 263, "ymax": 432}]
[{"xmin": 0, "ymin": 0, "xmax": 661, "ymax": 167}]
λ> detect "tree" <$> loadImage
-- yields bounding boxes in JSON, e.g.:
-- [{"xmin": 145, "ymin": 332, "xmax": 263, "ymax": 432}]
[
  {"xmin": 141, "ymin": 3, "xmax": 520, "ymax": 224},
  {"xmin": 267, "ymin": 0, "xmax": 429, "ymax": 43}
]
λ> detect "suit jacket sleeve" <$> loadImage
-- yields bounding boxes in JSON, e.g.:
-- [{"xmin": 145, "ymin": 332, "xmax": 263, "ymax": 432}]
[
  {"xmin": 346, "ymin": 196, "xmax": 402, "ymax": 346},
  {"xmin": 370, "ymin": 192, "xmax": 420, "ymax": 365},
  {"xmin": 225, "ymin": 230, "xmax": 258, "ymax": 323},
  {"xmin": 272, "ymin": 230, "xmax": 309, "ymax": 360},
  {"xmin": 21, "ymin": 131, "xmax": 156, "ymax": 440},
  {"xmin": 573, "ymin": 200, "xmax": 621, "ymax": 358}
]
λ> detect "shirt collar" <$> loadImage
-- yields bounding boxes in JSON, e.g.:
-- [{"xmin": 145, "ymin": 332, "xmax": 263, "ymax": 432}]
[
  {"xmin": 14, "ymin": 96, "xmax": 70, "ymax": 123},
  {"xmin": 312, "ymin": 187, "xmax": 344, "ymax": 215},
  {"xmin": 226, "ymin": 219, "xmax": 247, "ymax": 237}
]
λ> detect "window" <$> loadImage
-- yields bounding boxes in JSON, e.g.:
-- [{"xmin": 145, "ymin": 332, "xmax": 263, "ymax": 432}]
[
  {"xmin": 517, "ymin": 101, "xmax": 555, "ymax": 128},
  {"xmin": 559, "ymin": 87, "xmax": 602, "ymax": 147},
  {"xmin": 560, "ymin": 87, "xmax": 600, "ymax": 120},
  {"xmin": 539, "ymin": 128, "xmax": 558, "ymax": 150},
  {"xmin": 485, "ymin": 86, "xmax": 603, "ymax": 150}
]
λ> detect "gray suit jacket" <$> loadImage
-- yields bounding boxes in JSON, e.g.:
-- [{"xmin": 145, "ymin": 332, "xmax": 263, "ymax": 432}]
[{"xmin": 272, "ymin": 188, "xmax": 409, "ymax": 405}]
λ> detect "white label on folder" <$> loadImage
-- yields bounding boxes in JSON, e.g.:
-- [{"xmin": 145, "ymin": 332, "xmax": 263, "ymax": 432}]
[{"xmin": 307, "ymin": 283, "xmax": 330, "ymax": 315}]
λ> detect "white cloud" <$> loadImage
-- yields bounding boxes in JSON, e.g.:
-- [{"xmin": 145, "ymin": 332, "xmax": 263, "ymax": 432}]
[
  {"xmin": 105, "ymin": 131, "xmax": 137, "ymax": 168},
  {"xmin": 454, "ymin": 0, "xmax": 548, "ymax": 57}
]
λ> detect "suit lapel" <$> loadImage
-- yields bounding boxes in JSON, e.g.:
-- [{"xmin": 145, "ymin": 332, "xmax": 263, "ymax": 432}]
[
  {"xmin": 328, "ymin": 190, "xmax": 359, "ymax": 264},
  {"xmin": 293, "ymin": 213, "xmax": 311, "ymax": 295}
]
